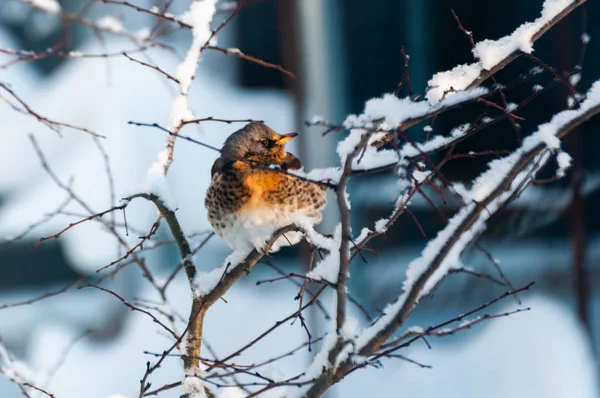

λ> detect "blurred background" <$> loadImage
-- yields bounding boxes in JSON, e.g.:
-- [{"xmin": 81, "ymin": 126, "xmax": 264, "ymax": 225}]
[{"xmin": 0, "ymin": 0, "xmax": 599, "ymax": 397}]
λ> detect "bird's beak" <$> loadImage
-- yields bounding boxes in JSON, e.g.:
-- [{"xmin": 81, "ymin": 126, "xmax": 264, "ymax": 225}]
[{"xmin": 276, "ymin": 132, "xmax": 298, "ymax": 145}]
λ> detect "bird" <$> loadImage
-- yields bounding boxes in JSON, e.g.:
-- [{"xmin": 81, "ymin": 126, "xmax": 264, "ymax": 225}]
[{"xmin": 205, "ymin": 122, "xmax": 326, "ymax": 252}]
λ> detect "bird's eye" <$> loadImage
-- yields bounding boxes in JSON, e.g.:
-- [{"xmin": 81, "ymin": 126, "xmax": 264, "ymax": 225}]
[{"xmin": 260, "ymin": 139, "xmax": 270, "ymax": 147}]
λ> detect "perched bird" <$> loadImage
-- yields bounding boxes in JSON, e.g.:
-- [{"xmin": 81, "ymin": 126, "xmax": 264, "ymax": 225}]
[{"xmin": 205, "ymin": 122, "xmax": 326, "ymax": 252}]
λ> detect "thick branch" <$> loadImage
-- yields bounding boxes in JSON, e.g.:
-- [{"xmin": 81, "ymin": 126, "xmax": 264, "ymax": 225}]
[
  {"xmin": 335, "ymin": 135, "xmax": 370, "ymax": 334},
  {"xmin": 127, "ymin": 189, "xmax": 302, "ymax": 374}
]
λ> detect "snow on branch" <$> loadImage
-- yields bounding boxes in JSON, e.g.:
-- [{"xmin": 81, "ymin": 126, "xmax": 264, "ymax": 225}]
[
  {"xmin": 22, "ymin": 0, "xmax": 61, "ymax": 14},
  {"xmin": 177, "ymin": 0, "xmax": 219, "ymax": 95},
  {"xmin": 308, "ymin": 0, "xmax": 586, "ymax": 153},
  {"xmin": 110, "ymin": 193, "xmax": 302, "ymax": 397},
  {"xmin": 139, "ymin": 12, "xmax": 223, "ymax": 374},
  {"xmin": 148, "ymin": 0, "xmax": 218, "ymax": 182},
  {"xmin": 298, "ymin": 80, "xmax": 600, "ymax": 397},
  {"xmin": 428, "ymin": 0, "xmax": 586, "ymax": 103},
  {"xmin": 5, "ymin": 0, "xmax": 596, "ymax": 397},
  {"xmin": 349, "ymin": 87, "xmax": 488, "ymax": 128}
]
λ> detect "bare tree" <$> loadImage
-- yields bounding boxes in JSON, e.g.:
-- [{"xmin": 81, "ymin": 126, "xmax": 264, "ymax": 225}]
[{"xmin": 0, "ymin": 0, "xmax": 597, "ymax": 397}]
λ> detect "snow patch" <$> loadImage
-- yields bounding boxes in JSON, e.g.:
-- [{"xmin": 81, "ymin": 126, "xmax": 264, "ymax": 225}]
[
  {"xmin": 361, "ymin": 94, "xmax": 431, "ymax": 127},
  {"xmin": 194, "ymin": 249, "xmax": 250, "ymax": 296},
  {"xmin": 306, "ymin": 225, "xmax": 343, "ymax": 284},
  {"xmin": 581, "ymin": 32, "xmax": 591, "ymax": 44},
  {"xmin": 177, "ymin": 0, "xmax": 218, "ymax": 95},
  {"xmin": 401, "ymin": 124, "xmax": 470, "ymax": 159},
  {"xmin": 183, "ymin": 367, "xmax": 208, "ymax": 398},
  {"xmin": 27, "ymin": 0, "xmax": 60, "ymax": 14},
  {"xmin": 143, "ymin": 149, "xmax": 177, "ymax": 210},
  {"xmin": 427, "ymin": 0, "xmax": 575, "ymax": 103},
  {"xmin": 353, "ymin": 79, "xmax": 600, "ymax": 359},
  {"xmin": 374, "ymin": 218, "xmax": 388, "ymax": 233},
  {"xmin": 170, "ymin": 94, "xmax": 195, "ymax": 127},
  {"xmin": 293, "ymin": 167, "xmax": 342, "ymax": 185},
  {"xmin": 426, "ymin": 64, "xmax": 482, "ymax": 104},
  {"xmin": 135, "ymin": 28, "xmax": 152, "ymax": 41},
  {"xmin": 473, "ymin": 0, "xmax": 574, "ymax": 70},
  {"xmin": 556, "ymin": 151, "xmax": 572, "ymax": 178},
  {"xmin": 97, "ymin": 16, "xmax": 124, "ymax": 33},
  {"xmin": 217, "ymin": 388, "xmax": 247, "ymax": 398},
  {"xmin": 569, "ymin": 73, "xmax": 581, "ymax": 86}
]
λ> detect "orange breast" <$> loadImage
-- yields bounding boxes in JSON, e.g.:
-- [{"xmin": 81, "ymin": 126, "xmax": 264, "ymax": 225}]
[
  {"xmin": 232, "ymin": 161, "xmax": 325, "ymax": 219},
  {"xmin": 232, "ymin": 162, "xmax": 284, "ymax": 210},
  {"xmin": 244, "ymin": 170, "xmax": 283, "ymax": 194}
]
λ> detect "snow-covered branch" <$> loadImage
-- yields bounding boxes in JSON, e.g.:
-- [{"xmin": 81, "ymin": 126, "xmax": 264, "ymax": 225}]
[
  {"xmin": 309, "ymin": 0, "xmax": 587, "ymax": 152},
  {"xmin": 300, "ymin": 80, "xmax": 600, "ymax": 397}
]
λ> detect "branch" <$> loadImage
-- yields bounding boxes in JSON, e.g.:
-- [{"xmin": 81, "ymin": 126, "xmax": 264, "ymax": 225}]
[
  {"xmin": 126, "ymin": 192, "xmax": 305, "ymax": 395},
  {"xmin": 334, "ymin": 134, "xmax": 371, "ymax": 334},
  {"xmin": 80, "ymin": 284, "xmax": 179, "ymax": 340},
  {"xmin": 0, "ymin": 276, "xmax": 87, "ymax": 311},
  {"xmin": 465, "ymin": 0, "xmax": 587, "ymax": 91},
  {"xmin": 207, "ymin": 46, "xmax": 296, "ymax": 78},
  {"xmin": 0, "ymin": 84, "xmax": 103, "ymax": 137},
  {"xmin": 22, "ymin": 383, "xmax": 56, "ymax": 398},
  {"xmin": 302, "ymin": 80, "xmax": 600, "ymax": 396},
  {"xmin": 346, "ymin": 67, "xmax": 586, "ymax": 177},
  {"xmin": 99, "ymin": 0, "xmax": 192, "ymax": 29},
  {"xmin": 309, "ymin": 0, "xmax": 586, "ymax": 150},
  {"xmin": 180, "ymin": 117, "xmax": 264, "ymax": 127},
  {"xmin": 360, "ymin": 85, "xmax": 600, "ymax": 354},
  {"xmin": 207, "ymin": 285, "xmax": 327, "ymax": 372},
  {"xmin": 200, "ymin": 1, "xmax": 245, "ymax": 53},
  {"xmin": 33, "ymin": 202, "xmax": 129, "ymax": 247},
  {"xmin": 375, "ymin": 282, "xmax": 534, "ymax": 357},
  {"xmin": 122, "ymin": 52, "xmax": 180, "ymax": 83},
  {"xmin": 125, "ymin": 193, "xmax": 197, "ymax": 283}
]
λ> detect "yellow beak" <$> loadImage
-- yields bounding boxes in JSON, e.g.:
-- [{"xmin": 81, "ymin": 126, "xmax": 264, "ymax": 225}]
[{"xmin": 276, "ymin": 132, "xmax": 298, "ymax": 145}]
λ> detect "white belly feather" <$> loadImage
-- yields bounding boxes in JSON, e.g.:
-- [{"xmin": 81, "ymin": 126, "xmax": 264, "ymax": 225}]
[{"xmin": 215, "ymin": 205, "xmax": 321, "ymax": 253}]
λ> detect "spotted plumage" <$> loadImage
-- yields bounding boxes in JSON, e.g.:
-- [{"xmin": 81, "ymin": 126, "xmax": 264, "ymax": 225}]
[{"xmin": 205, "ymin": 122, "xmax": 326, "ymax": 251}]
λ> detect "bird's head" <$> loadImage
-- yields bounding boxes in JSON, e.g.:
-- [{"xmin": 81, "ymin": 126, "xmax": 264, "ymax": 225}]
[{"xmin": 220, "ymin": 122, "xmax": 298, "ymax": 167}]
